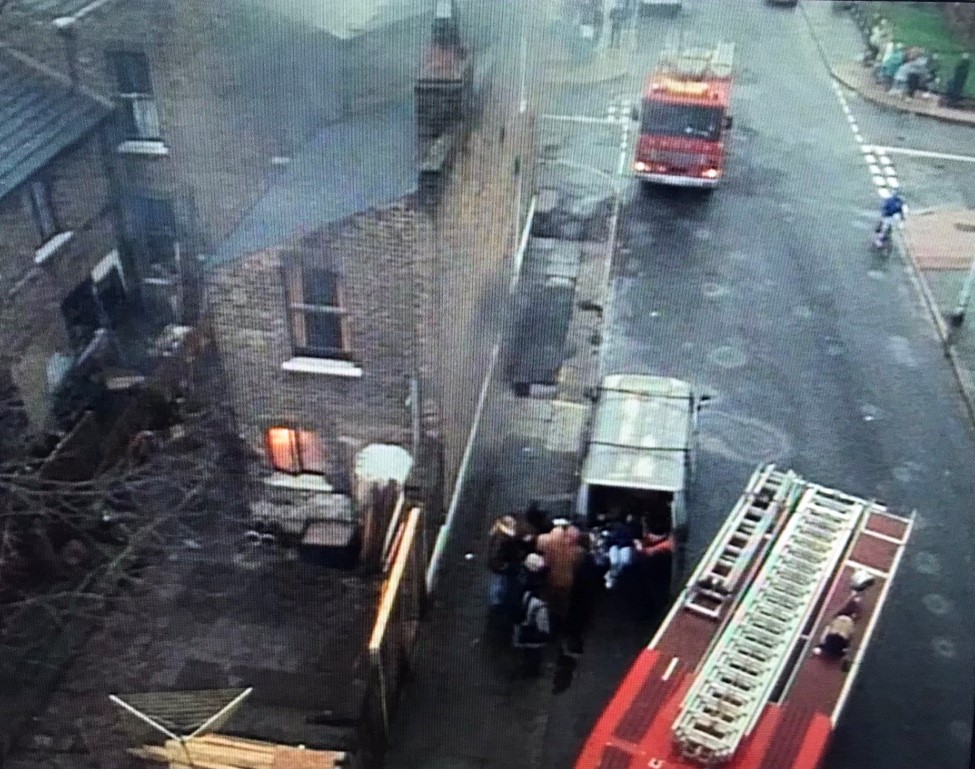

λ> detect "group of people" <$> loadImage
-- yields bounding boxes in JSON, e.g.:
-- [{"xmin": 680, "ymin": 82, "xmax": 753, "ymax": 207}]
[
  {"xmin": 865, "ymin": 17, "xmax": 971, "ymax": 108},
  {"xmin": 486, "ymin": 503, "xmax": 675, "ymax": 674}
]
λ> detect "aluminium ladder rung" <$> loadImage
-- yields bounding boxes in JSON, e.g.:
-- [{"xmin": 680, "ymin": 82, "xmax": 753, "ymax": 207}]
[{"xmin": 674, "ymin": 483, "xmax": 865, "ymax": 761}]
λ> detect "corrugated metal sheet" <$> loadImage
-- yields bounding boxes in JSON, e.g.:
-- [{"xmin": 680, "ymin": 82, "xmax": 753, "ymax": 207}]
[
  {"xmin": 0, "ymin": 49, "xmax": 110, "ymax": 200},
  {"xmin": 581, "ymin": 375, "xmax": 693, "ymax": 492}
]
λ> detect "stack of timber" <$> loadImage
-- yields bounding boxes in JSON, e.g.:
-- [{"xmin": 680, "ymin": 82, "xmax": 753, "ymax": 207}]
[{"xmin": 129, "ymin": 734, "xmax": 347, "ymax": 769}]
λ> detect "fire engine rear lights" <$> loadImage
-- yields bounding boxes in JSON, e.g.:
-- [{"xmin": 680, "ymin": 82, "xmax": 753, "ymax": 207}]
[
  {"xmin": 634, "ymin": 161, "xmax": 649, "ymax": 172},
  {"xmin": 702, "ymin": 168, "xmax": 720, "ymax": 179}
]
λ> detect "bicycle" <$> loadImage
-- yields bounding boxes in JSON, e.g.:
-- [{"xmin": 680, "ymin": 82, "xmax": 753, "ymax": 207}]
[{"xmin": 872, "ymin": 219, "xmax": 895, "ymax": 257}]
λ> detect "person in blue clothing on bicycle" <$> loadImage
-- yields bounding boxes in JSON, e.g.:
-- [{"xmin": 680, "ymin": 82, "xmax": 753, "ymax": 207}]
[{"xmin": 875, "ymin": 189, "xmax": 905, "ymax": 247}]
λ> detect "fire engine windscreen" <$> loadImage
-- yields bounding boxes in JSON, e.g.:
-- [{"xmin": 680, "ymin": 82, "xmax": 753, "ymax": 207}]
[{"xmin": 642, "ymin": 102, "xmax": 724, "ymax": 141}]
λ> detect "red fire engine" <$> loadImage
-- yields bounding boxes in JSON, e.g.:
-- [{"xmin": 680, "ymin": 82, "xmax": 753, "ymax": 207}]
[
  {"xmin": 633, "ymin": 42, "xmax": 735, "ymax": 189},
  {"xmin": 574, "ymin": 464, "xmax": 914, "ymax": 769}
]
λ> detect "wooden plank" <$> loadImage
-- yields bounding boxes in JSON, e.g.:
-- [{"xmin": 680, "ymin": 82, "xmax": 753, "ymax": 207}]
[
  {"xmin": 271, "ymin": 746, "xmax": 334, "ymax": 769},
  {"xmin": 192, "ymin": 735, "xmax": 276, "ymax": 752},
  {"xmin": 162, "ymin": 738, "xmax": 273, "ymax": 769},
  {"xmin": 369, "ymin": 507, "xmax": 422, "ymax": 652}
]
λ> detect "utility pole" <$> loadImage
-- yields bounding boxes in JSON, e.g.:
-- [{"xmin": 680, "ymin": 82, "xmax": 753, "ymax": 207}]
[{"xmin": 949, "ymin": 251, "xmax": 975, "ymax": 330}]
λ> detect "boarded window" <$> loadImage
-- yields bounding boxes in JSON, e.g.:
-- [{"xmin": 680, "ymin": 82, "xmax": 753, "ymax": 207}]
[
  {"xmin": 282, "ymin": 252, "xmax": 350, "ymax": 359},
  {"xmin": 265, "ymin": 427, "xmax": 326, "ymax": 474}
]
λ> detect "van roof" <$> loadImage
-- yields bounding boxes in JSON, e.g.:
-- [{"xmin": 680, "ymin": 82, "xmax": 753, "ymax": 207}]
[{"xmin": 580, "ymin": 375, "xmax": 694, "ymax": 492}]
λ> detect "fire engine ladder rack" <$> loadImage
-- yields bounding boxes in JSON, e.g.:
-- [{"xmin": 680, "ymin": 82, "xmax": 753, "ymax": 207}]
[
  {"xmin": 672, "ymin": 486, "xmax": 867, "ymax": 766},
  {"xmin": 683, "ymin": 465, "xmax": 800, "ymax": 621},
  {"xmin": 659, "ymin": 37, "xmax": 735, "ymax": 80}
]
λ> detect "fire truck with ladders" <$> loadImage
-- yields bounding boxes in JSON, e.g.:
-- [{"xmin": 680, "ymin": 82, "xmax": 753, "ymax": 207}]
[
  {"xmin": 632, "ymin": 39, "xmax": 735, "ymax": 189},
  {"xmin": 574, "ymin": 463, "xmax": 914, "ymax": 769}
]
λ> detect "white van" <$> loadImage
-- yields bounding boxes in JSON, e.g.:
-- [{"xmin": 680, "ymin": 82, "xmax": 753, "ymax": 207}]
[{"xmin": 575, "ymin": 374, "xmax": 706, "ymax": 542}]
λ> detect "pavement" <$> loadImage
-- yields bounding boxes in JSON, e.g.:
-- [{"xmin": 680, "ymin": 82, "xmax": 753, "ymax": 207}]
[{"xmin": 799, "ymin": 0, "xmax": 975, "ymax": 425}]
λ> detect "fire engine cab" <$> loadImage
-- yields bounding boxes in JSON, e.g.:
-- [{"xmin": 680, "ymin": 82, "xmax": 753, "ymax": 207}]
[{"xmin": 632, "ymin": 41, "xmax": 735, "ymax": 189}]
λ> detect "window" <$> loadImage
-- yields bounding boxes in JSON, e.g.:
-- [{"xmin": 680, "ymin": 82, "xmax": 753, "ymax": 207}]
[
  {"xmin": 109, "ymin": 51, "xmax": 161, "ymax": 140},
  {"xmin": 282, "ymin": 252, "xmax": 350, "ymax": 359},
  {"xmin": 60, "ymin": 279, "xmax": 103, "ymax": 351},
  {"xmin": 265, "ymin": 427, "xmax": 326, "ymax": 474},
  {"xmin": 641, "ymin": 102, "xmax": 724, "ymax": 141},
  {"xmin": 28, "ymin": 177, "xmax": 59, "ymax": 243},
  {"xmin": 127, "ymin": 195, "xmax": 177, "ymax": 267}
]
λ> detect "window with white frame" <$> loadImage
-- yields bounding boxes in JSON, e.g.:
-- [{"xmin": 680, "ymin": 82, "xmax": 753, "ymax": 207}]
[
  {"xmin": 281, "ymin": 251, "xmax": 351, "ymax": 360},
  {"xmin": 109, "ymin": 50, "xmax": 161, "ymax": 140}
]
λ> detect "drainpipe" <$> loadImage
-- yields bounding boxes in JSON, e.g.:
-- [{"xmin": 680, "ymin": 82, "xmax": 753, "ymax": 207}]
[
  {"xmin": 52, "ymin": 16, "xmax": 79, "ymax": 88},
  {"xmin": 52, "ymin": 0, "xmax": 122, "ymax": 88}
]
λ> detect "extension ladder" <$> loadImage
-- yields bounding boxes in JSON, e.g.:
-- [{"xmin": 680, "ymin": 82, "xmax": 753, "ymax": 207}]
[
  {"xmin": 684, "ymin": 465, "xmax": 799, "ymax": 620},
  {"xmin": 672, "ymin": 485, "xmax": 868, "ymax": 765}
]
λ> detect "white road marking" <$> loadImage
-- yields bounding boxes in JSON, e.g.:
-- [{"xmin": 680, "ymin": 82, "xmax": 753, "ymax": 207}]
[
  {"xmin": 874, "ymin": 146, "xmax": 975, "ymax": 164},
  {"xmin": 831, "ymin": 88, "xmax": 901, "ymax": 198}
]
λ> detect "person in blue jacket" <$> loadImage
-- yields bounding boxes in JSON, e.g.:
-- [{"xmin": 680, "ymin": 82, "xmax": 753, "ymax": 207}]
[
  {"xmin": 603, "ymin": 513, "xmax": 643, "ymax": 589},
  {"xmin": 875, "ymin": 190, "xmax": 905, "ymax": 246}
]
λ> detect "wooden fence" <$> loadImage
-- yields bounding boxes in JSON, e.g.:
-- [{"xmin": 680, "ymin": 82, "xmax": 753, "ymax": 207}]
[{"xmin": 358, "ymin": 506, "xmax": 427, "ymax": 769}]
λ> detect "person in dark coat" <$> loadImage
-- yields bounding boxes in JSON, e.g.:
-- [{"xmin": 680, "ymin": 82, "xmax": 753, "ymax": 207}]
[
  {"xmin": 944, "ymin": 53, "xmax": 971, "ymax": 108},
  {"xmin": 487, "ymin": 514, "xmax": 530, "ymax": 616}
]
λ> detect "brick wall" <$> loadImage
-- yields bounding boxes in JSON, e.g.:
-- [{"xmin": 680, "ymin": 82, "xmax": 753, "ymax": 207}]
[
  {"xmin": 2, "ymin": 0, "xmax": 429, "ymax": 254},
  {"xmin": 207, "ymin": 197, "xmax": 436, "ymax": 487},
  {"xmin": 0, "ymin": 126, "xmax": 121, "ymax": 431}
]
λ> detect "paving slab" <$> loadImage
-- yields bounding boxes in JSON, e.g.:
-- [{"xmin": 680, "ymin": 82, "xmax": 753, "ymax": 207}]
[{"xmin": 907, "ymin": 208, "xmax": 975, "ymax": 271}]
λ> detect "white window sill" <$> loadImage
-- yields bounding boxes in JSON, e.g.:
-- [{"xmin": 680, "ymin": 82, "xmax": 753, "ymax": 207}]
[
  {"xmin": 34, "ymin": 231, "xmax": 75, "ymax": 265},
  {"xmin": 117, "ymin": 140, "xmax": 169, "ymax": 157},
  {"xmin": 264, "ymin": 473, "xmax": 334, "ymax": 492},
  {"xmin": 282, "ymin": 357, "xmax": 362, "ymax": 377}
]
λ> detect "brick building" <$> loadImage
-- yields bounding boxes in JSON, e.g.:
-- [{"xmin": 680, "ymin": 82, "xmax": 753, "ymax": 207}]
[
  {"xmin": 1, "ymin": 0, "xmax": 428, "ymax": 290},
  {"xmin": 206, "ymin": 198, "xmax": 438, "ymax": 545},
  {"xmin": 0, "ymin": 45, "xmax": 124, "ymax": 442}
]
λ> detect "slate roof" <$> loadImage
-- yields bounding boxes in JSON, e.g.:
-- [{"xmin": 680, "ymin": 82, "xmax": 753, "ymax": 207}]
[{"xmin": 0, "ymin": 48, "xmax": 111, "ymax": 201}]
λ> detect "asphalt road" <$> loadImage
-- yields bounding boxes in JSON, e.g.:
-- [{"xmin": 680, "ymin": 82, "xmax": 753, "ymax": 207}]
[{"xmin": 536, "ymin": 2, "xmax": 974, "ymax": 769}]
